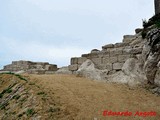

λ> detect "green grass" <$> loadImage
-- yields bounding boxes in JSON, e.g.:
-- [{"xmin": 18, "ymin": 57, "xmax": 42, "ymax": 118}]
[
  {"xmin": 0, "ymin": 72, "xmax": 27, "ymax": 81},
  {"xmin": 0, "ymin": 93, "xmax": 3, "ymax": 98},
  {"xmin": 15, "ymin": 74, "xmax": 27, "ymax": 81},
  {"xmin": 2, "ymin": 87, "xmax": 12, "ymax": 94},
  {"xmin": 143, "ymin": 14, "xmax": 160, "ymax": 29},
  {"xmin": 26, "ymin": 108, "xmax": 35, "ymax": 116},
  {"xmin": 0, "ymin": 102, "xmax": 9, "ymax": 110}
]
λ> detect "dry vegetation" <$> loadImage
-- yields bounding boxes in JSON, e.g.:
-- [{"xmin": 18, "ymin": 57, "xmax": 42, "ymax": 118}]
[{"xmin": 0, "ymin": 73, "xmax": 160, "ymax": 120}]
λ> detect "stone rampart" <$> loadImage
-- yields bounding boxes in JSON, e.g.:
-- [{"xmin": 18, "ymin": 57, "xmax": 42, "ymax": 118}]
[
  {"xmin": 2, "ymin": 60, "xmax": 58, "ymax": 74},
  {"xmin": 69, "ymin": 30, "xmax": 144, "ymax": 74}
]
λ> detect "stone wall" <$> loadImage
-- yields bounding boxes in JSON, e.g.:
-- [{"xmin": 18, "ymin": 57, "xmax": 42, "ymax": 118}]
[
  {"xmin": 2, "ymin": 60, "xmax": 58, "ymax": 74},
  {"xmin": 69, "ymin": 29, "xmax": 145, "ymax": 74},
  {"xmin": 155, "ymin": 0, "xmax": 160, "ymax": 15}
]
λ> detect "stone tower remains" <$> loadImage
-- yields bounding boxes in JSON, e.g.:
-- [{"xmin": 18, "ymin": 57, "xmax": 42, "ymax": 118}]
[{"xmin": 155, "ymin": 0, "xmax": 160, "ymax": 14}]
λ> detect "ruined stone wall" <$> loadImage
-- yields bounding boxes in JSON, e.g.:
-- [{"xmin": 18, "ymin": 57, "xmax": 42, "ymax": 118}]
[
  {"xmin": 155, "ymin": 0, "xmax": 160, "ymax": 15},
  {"xmin": 2, "ymin": 60, "xmax": 58, "ymax": 74},
  {"xmin": 69, "ymin": 29, "xmax": 145, "ymax": 74}
]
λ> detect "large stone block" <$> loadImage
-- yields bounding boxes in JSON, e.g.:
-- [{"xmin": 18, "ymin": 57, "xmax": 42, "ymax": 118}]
[
  {"xmin": 102, "ymin": 44, "xmax": 114, "ymax": 49},
  {"xmin": 36, "ymin": 62, "xmax": 49, "ymax": 66},
  {"xmin": 45, "ymin": 65, "xmax": 57, "ymax": 71},
  {"xmin": 91, "ymin": 49, "xmax": 100, "ymax": 53},
  {"xmin": 91, "ymin": 58, "xmax": 102, "ymax": 65},
  {"xmin": 123, "ymin": 35, "xmax": 136, "ymax": 43},
  {"xmin": 130, "ymin": 37, "xmax": 142, "ymax": 46},
  {"xmin": 118, "ymin": 55, "xmax": 131, "ymax": 62},
  {"xmin": 114, "ymin": 42, "xmax": 129, "ymax": 48},
  {"xmin": 135, "ymin": 28, "xmax": 143, "ymax": 34},
  {"xmin": 103, "ymin": 56, "xmax": 118, "ymax": 64},
  {"xmin": 12, "ymin": 61, "xmax": 18, "ymax": 65},
  {"xmin": 113, "ymin": 63, "xmax": 124, "ymax": 70},
  {"xmin": 123, "ymin": 48, "xmax": 132, "ymax": 54},
  {"xmin": 109, "ymin": 48, "xmax": 123, "ymax": 56},
  {"xmin": 98, "ymin": 51, "xmax": 109, "ymax": 58},
  {"xmin": 88, "ymin": 53, "xmax": 99, "ymax": 58},
  {"xmin": 98, "ymin": 63, "xmax": 113, "ymax": 71},
  {"xmin": 130, "ymin": 48, "xmax": 143, "ymax": 54},
  {"xmin": 71, "ymin": 57, "xmax": 78, "ymax": 65},
  {"xmin": 78, "ymin": 57, "xmax": 87, "ymax": 65},
  {"xmin": 81, "ymin": 54, "xmax": 90, "ymax": 58},
  {"xmin": 69, "ymin": 64, "xmax": 78, "ymax": 71}
]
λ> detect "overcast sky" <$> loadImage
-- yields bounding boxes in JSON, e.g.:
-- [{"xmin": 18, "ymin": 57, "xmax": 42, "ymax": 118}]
[{"xmin": 0, "ymin": 0, "xmax": 154, "ymax": 68}]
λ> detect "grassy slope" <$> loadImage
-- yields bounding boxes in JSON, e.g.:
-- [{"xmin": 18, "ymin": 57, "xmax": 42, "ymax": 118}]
[
  {"xmin": 0, "ymin": 73, "xmax": 62, "ymax": 120},
  {"xmin": 0, "ymin": 74, "xmax": 160, "ymax": 120}
]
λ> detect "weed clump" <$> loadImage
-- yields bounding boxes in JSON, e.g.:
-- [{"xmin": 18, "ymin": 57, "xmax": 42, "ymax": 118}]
[
  {"xmin": 26, "ymin": 108, "xmax": 35, "ymax": 116},
  {"xmin": 141, "ymin": 13, "xmax": 160, "ymax": 39}
]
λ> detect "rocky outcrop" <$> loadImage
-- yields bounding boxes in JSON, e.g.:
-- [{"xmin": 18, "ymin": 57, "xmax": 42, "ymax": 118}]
[
  {"xmin": 55, "ymin": 66, "xmax": 72, "ymax": 74},
  {"xmin": 143, "ymin": 28, "xmax": 160, "ymax": 84},
  {"xmin": 2, "ymin": 60, "xmax": 58, "ymax": 74},
  {"xmin": 76, "ymin": 59, "xmax": 108, "ymax": 80}
]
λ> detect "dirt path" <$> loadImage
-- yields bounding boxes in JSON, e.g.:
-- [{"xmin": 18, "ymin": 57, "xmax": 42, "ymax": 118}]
[{"xmin": 30, "ymin": 74, "xmax": 160, "ymax": 120}]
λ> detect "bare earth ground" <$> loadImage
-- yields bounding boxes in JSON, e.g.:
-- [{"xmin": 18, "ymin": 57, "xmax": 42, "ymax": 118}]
[{"xmin": 29, "ymin": 74, "xmax": 160, "ymax": 120}]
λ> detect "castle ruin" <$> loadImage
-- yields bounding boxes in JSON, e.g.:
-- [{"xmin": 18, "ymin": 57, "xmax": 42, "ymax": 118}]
[{"xmin": 2, "ymin": 60, "xmax": 58, "ymax": 74}]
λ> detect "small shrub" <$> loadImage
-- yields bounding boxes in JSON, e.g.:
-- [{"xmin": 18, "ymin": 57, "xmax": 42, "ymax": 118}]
[
  {"xmin": 0, "ymin": 103, "xmax": 9, "ymax": 110},
  {"xmin": 37, "ymin": 92, "xmax": 45, "ymax": 95},
  {"xmin": 0, "ymin": 105, "xmax": 5, "ymax": 110},
  {"xmin": 155, "ymin": 21, "xmax": 160, "ymax": 28},
  {"xmin": 141, "ymin": 30, "xmax": 147, "ymax": 39},
  {"xmin": 13, "ymin": 95, "xmax": 20, "ymax": 100},
  {"xmin": 6, "ymin": 88, "xmax": 12, "ymax": 93},
  {"xmin": 0, "ymin": 93, "xmax": 3, "ymax": 98},
  {"xmin": 48, "ymin": 107, "xmax": 60, "ymax": 113},
  {"xmin": 29, "ymin": 82, "xmax": 35, "ymax": 85},
  {"xmin": 1, "ymin": 87, "xmax": 12, "ymax": 94},
  {"xmin": 15, "ymin": 74, "xmax": 27, "ymax": 81},
  {"xmin": 18, "ymin": 112, "xmax": 25, "ymax": 117},
  {"xmin": 143, "ymin": 13, "xmax": 160, "ymax": 28},
  {"xmin": 4, "ymin": 72, "xmax": 14, "ymax": 75},
  {"xmin": 26, "ymin": 108, "xmax": 35, "ymax": 116}
]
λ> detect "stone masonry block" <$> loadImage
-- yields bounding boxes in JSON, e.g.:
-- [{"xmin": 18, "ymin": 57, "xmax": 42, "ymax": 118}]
[
  {"xmin": 123, "ymin": 48, "xmax": 132, "ymax": 54},
  {"xmin": 130, "ymin": 48, "xmax": 143, "ymax": 54},
  {"xmin": 69, "ymin": 64, "xmax": 78, "ymax": 71},
  {"xmin": 45, "ymin": 65, "xmax": 57, "ymax": 71},
  {"xmin": 103, "ymin": 56, "xmax": 118, "ymax": 64},
  {"xmin": 81, "ymin": 54, "xmax": 89, "ymax": 58},
  {"xmin": 91, "ymin": 58, "xmax": 102, "ymax": 65},
  {"xmin": 96, "ymin": 63, "xmax": 112, "ymax": 71},
  {"xmin": 118, "ymin": 55, "xmax": 131, "ymax": 62},
  {"xmin": 109, "ymin": 48, "xmax": 123, "ymax": 56},
  {"xmin": 123, "ymin": 35, "xmax": 136, "ymax": 43},
  {"xmin": 71, "ymin": 57, "xmax": 78, "ymax": 65},
  {"xmin": 102, "ymin": 44, "xmax": 114, "ymax": 49},
  {"xmin": 78, "ymin": 57, "xmax": 87, "ymax": 65},
  {"xmin": 98, "ymin": 51, "xmax": 110, "ymax": 58},
  {"xmin": 89, "ymin": 53, "xmax": 99, "ymax": 58},
  {"xmin": 91, "ymin": 49, "xmax": 100, "ymax": 53},
  {"xmin": 113, "ymin": 63, "xmax": 124, "ymax": 70},
  {"xmin": 135, "ymin": 28, "xmax": 143, "ymax": 34},
  {"xmin": 114, "ymin": 42, "xmax": 129, "ymax": 48}
]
